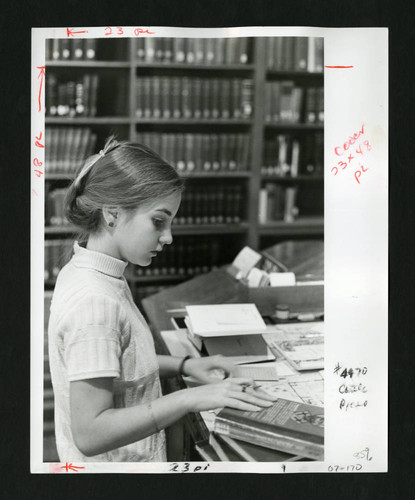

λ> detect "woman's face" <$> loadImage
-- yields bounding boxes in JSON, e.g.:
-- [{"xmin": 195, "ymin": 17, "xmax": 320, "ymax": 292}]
[{"xmin": 113, "ymin": 192, "xmax": 181, "ymax": 266}]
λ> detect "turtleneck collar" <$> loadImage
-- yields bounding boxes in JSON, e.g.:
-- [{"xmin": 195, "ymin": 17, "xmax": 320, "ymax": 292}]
[{"xmin": 72, "ymin": 241, "xmax": 128, "ymax": 279}]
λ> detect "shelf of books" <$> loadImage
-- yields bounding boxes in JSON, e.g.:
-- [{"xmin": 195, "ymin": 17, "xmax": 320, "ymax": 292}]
[{"xmin": 44, "ymin": 35, "xmax": 324, "ymax": 295}]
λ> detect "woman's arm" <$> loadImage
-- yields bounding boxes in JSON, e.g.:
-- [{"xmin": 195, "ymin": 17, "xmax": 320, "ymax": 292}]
[
  {"xmin": 157, "ymin": 354, "xmax": 187, "ymax": 378},
  {"xmin": 70, "ymin": 375, "xmax": 276, "ymax": 457},
  {"xmin": 70, "ymin": 377, "xmax": 189, "ymax": 456},
  {"xmin": 157, "ymin": 354, "xmax": 236, "ymax": 382}
]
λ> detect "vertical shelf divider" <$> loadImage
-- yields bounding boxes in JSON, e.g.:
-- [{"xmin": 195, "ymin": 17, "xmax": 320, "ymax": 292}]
[
  {"xmin": 247, "ymin": 37, "xmax": 266, "ymax": 250},
  {"xmin": 129, "ymin": 37, "xmax": 137, "ymax": 141}
]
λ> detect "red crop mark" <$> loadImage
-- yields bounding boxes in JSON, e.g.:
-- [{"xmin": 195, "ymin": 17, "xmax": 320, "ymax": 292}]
[
  {"xmin": 37, "ymin": 66, "xmax": 45, "ymax": 112},
  {"xmin": 61, "ymin": 462, "xmax": 85, "ymax": 472},
  {"xmin": 134, "ymin": 28, "xmax": 155, "ymax": 36},
  {"xmin": 325, "ymin": 65, "xmax": 354, "ymax": 68},
  {"xmin": 32, "ymin": 189, "xmax": 38, "ymax": 197},
  {"xmin": 67, "ymin": 28, "xmax": 89, "ymax": 37},
  {"xmin": 35, "ymin": 131, "xmax": 44, "ymax": 148}
]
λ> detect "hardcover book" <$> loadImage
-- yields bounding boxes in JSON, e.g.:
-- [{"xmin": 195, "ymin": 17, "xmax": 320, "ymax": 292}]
[{"xmin": 214, "ymin": 398, "xmax": 324, "ymax": 460}]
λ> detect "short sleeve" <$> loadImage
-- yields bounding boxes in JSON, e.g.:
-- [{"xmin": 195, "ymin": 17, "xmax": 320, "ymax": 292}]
[{"xmin": 62, "ymin": 294, "xmax": 126, "ymax": 382}]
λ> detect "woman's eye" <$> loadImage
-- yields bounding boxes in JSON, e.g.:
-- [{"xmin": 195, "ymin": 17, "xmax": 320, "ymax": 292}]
[{"xmin": 153, "ymin": 218, "xmax": 166, "ymax": 229}]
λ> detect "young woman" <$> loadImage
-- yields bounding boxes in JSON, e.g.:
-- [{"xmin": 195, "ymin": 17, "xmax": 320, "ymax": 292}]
[{"xmin": 48, "ymin": 137, "xmax": 275, "ymax": 462}]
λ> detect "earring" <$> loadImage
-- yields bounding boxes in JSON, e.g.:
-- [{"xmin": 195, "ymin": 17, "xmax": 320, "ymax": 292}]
[{"xmin": 108, "ymin": 222, "xmax": 114, "ymax": 227}]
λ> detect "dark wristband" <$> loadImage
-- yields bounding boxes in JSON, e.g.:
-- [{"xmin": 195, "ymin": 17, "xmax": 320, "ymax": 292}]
[{"xmin": 178, "ymin": 355, "xmax": 192, "ymax": 376}]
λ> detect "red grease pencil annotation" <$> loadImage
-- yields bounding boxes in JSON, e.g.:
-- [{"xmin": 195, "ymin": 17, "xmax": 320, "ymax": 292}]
[
  {"xmin": 61, "ymin": 462, "xmax": 85, "ymax": 472},
  {"xmin": 325, "ymin": 65, "xmax": 354, "ymax": 68},
  {"xmin": 67, "ymin": 28, "xmax": 89, "ymax": 37},
  {"xmin": 37, "ymin": 66, "xmax": 45, "ymax": 113},
  {"xmin": 331, "ymin": 124, "xmax": 373, "ymax": 184}
]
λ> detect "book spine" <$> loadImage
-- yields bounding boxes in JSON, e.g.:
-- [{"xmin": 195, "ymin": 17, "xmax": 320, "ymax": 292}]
[
  {"xmin": 239, "ymin": 37, "xmax": 249, "ymax": 64},
  {"xmin": 211, "ymin": 78, "xmax": 220, "ymax": 119},
  {"xmin": 241, "ymin": 79, "xmax": 253, "ymax": 119},
  {"xmin": 181, "ymin": 77, "xmax": 192, "ymax": 118},
  {"xmin": 136, "ymin": 38, "xmax": 145, "ymax": 62},
  {"xmin": 314, "ymin": 38, "xmax": 324, "ymax": 72},
  {"xmin": 71, "ymin": 39, "xmax": 84, "ymax": 60},
  {"xmin": 294, "ymin": 37, "xmax": 308, "ymax": 72},
  {"xmin": 283, "ymin": 186, "xmax": 298, "ymax": 222},
  {"xmin": 84, "ymin": 39, "xmax": 97, "ymax": 60},
  {"xmin": 194, "ymin": 38, "xmax": 205, "ymax": 64},
  {"xmin": 305, "ymin": 87, "xmax": 317, "ymax": 124},
  {"xmin": 174, "ymin": 38, "xmax": 186, "ymax": 63},
  {"xmin": 214, "ymin": 417, "xmax": 324, "ymax": 460}
]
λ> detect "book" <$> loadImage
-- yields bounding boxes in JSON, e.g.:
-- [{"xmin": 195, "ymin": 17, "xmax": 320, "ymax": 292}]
[
  {"xmin": 209, "ymin": 433, "xmax": 243, "ymax": 461},
  {"xmin": 214, "ymin": 398, "xmax": 324, "ymax": 460},
  {"xmin": 263, "ymin": 326, "xmax": 324, "ymax": 371},
  {"xmin": 202, "ymin": 334, "xmax": 275, "ymax": 365},
  {"xmin": 185, "ymin": 303, "xmax": 267, "ymax": 338},
  {"xmin": 215, "ymin": 433, "xmax": 302, "ymax": 462},
  {"xmin": 283, "ymin": 186, "xmax": 298, "ymax": 223}
]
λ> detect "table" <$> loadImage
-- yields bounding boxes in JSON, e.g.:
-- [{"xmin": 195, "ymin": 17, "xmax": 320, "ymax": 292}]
[{"xmin": 142, "ymin": 240, "xmax": 324, "ymax": 461}]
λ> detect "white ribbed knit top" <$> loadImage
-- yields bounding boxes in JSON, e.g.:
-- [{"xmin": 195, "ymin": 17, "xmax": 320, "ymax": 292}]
[{"xmin": 48, "ymin": 242, "xmax": 166, "ymax": 462}]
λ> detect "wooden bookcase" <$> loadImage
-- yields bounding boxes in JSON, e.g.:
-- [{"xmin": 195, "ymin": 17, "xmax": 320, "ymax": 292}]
[{"xmin": 44, "ymin": 36, "xmax": 324, "ymax": 297}]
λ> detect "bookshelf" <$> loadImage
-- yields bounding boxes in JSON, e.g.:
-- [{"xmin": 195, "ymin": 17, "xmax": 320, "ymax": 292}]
[
  {"xmin": 44, "ymin": 36, "xmax": 324, "ymax": 294},
  {"xmin": 43, "ymin": 35, "xmax": 324, "ymax": 463}
]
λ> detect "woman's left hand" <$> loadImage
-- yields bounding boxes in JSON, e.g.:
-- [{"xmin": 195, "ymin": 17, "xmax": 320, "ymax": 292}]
[{"xmin": 182, "ymin": 355, "xmax": 237, "ymax": 384}]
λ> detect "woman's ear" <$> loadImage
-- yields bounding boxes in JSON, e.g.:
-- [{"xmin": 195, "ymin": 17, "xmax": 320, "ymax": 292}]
[{"xmin": 102, "ymin": 205, "xmax": 119, "ymax": 228}]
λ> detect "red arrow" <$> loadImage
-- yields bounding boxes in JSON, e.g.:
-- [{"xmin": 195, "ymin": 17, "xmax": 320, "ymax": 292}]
[
  {"xmin": 61, "ymin": 462, "xmax": 85, "ymax": 472},
  {"xmin": 37, "ymin": 66, "xmax": 45, "ymax": 112},
  {"xmin": 67, "ymin": 28, "xmax": 89, "ymax": 37}
]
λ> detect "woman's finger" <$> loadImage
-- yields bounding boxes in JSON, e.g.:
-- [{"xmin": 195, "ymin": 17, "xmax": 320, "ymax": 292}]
[
  {"xmin": 245, "ymin": 386, "xmax": 279, "ymax": 402},
  {"xmin": 225, "ymin": 398, "xmax": 263, "ymax": 412},
  {"xmin": 228, "ymin": 390, "xmax": 273, "ymax": 408},
  {"xmin": 226, "ymin": 377, "xmax": 256, "ymax": 386}
]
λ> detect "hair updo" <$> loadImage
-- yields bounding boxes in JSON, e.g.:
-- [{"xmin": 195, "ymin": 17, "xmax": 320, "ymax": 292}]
[{"xmin": 64, "ymin": 136, "xmax": 185, "ymax": 238}]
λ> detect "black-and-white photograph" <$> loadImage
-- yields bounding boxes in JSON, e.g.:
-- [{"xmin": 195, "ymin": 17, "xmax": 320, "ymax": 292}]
[{"xmin": 42, "ymin": 35, "xmax": 325, "ymax": 464}]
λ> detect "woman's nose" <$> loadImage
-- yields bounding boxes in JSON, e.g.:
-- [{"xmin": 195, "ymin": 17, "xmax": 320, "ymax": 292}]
[{"xmin": 159, "ymin": 228, "xmax": 173, "ymax": 246}]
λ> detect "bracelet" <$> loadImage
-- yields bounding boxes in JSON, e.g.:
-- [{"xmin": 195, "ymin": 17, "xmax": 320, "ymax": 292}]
[
  {"xmin": 147, "ymin": 402, "xmax": 160, "ymax": 434},
  {"xmin": 178, "ymin": 355, "xmax": 192, "ymax": 376}
]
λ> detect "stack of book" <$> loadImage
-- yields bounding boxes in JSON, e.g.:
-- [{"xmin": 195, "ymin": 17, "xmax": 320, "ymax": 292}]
[
  {"xmin": 45, "ymin": 127, "xmax": 97, "ymax": 173},
  {"xmin": 136, "ymin": 37, "xmax": 250, "ymax": 65},
  {"xmin": 264, "ymin": 82, "xmax": 323, "ymax": 125},
  {"xmin": 135, "ymin": 132, "xmax": 250, "ymax": 172},
  {"xmin": 44, "ymin": 239, "xmax": 73, "ymax": 281},
  {"xmin": 184, "ymin": 303, "xmax": 268, "ymax": 351},
  {"xmin": 135, "ymin": 77, "xmax": 253, "ymax": 120},
  {"xmin": 265, "ymin": 37, "xmax": 324, "ymax": 73},
  {"xmin": 261, "ymin": 133, "xmax": 324, "ymax": 177},
  {"xmin": 46, "ymin": 39, "xmax": 98, "ymax": 61},
  {"xmin": 174, "ymin": 185, "xmax": 244, "ymax": 224},
  {"xmin": 259, "ymin": 184, "xmax": 298, "ymax": 223},
  {"xmin": 135, "ymin": 237, "xmax": 220, "ymax": 277},
  {"xmin": 213, "ymin": 398, "xmax": 324, "ymax": 460},
  {"xmin": 46, "ymin": 74, "xmax": 100, "ymax": 117}
]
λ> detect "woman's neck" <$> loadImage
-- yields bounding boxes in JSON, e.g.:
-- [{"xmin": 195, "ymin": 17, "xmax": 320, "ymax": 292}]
[{"xmin": 86, "ymin": 232, "xmax": 122, "ymax": 261}]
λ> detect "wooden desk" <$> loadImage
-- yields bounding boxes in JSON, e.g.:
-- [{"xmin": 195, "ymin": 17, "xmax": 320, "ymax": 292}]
[{"xmin": 142, "ymin": 240, "xmax": 324, "ymax": 461}]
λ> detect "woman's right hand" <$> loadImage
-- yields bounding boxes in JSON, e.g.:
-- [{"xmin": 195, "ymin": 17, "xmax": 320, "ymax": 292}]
[{"xmin": 183, "ymin": 377, "xmax": 278, "ymax": 413}]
